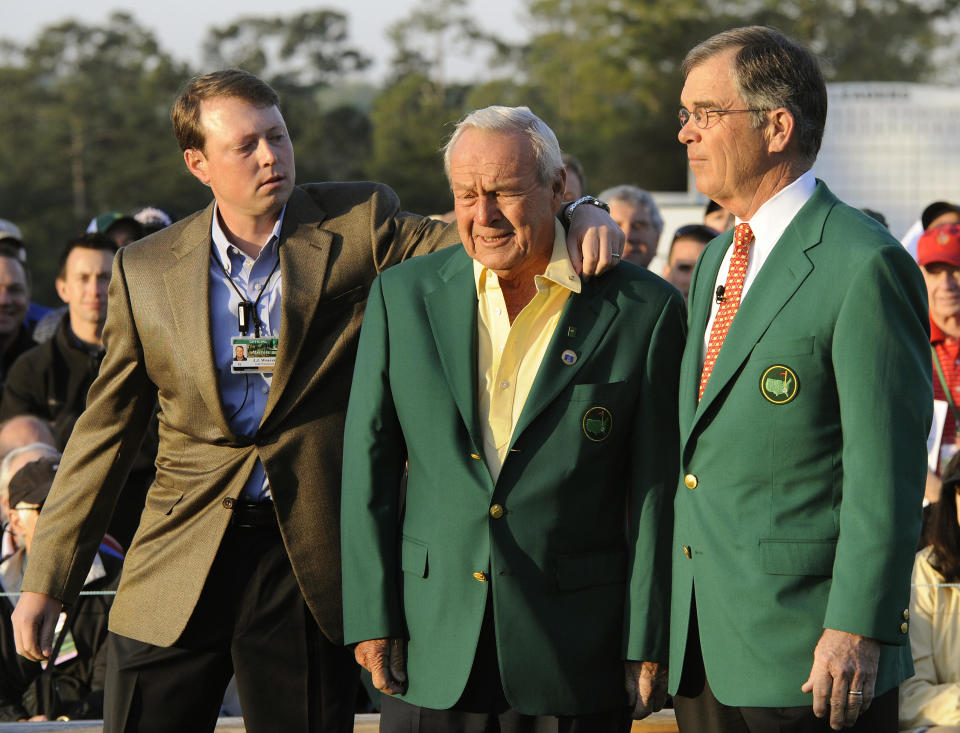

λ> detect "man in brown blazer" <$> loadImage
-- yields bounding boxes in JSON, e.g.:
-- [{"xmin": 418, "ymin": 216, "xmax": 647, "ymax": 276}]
[{"xmin": 10, "ymin": 70, "xmax": 622, "ymax": 733}]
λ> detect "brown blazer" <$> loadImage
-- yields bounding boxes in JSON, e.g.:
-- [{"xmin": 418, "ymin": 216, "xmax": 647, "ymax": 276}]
[{"xmin": 23, "ymin": 182, "xmax": 455, "ymax": 646}]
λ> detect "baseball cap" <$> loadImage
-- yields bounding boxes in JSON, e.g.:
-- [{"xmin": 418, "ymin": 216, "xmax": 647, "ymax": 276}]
[
  {"xmin": 0, "ymin": 219, "xmax": 22, "ymax": 244},
  {"xmin": 8, "ymin": 457, "xmax": 58, "ymax": 508},
  {"xmin": 918, "ymin": 224, "xmax": 960, "ymax": 268}
]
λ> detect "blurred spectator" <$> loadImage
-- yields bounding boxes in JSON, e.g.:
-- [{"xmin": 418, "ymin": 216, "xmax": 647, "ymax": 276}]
[
  {"xmin": 861, "ymin": 208, "xmax": 889, "ymax": 228},
  {"xmin": 663, "ymin": 224, "xmax": 717, "ymax": 302},
  {"xmin": 131, "ymin": 206, "xmax": 174, "ymax": 236},
  {"xmin": 0, "ymin": 416, "xmax": 55, "ymax": 461},
  {"xmin": 0, "ymin": 234, "xmax": 153, "ymax": 549},
  {"xmin": 597, "ymin": 184, "xmax": 664, "ymax": 268},
  {"xmin": 0, "ymin": 443, "xmax": 61, "ymax": 560},
  {"xmin": 900, "ymin": 453, "xmax": 960, "ymax": 732},
  {"xmin": 0, "ymin": 252, "xmax": 35, "ymax": 393},
  {"xmin": 0, "ymin": 456, "xmax": 119, "ymax": 721},
  {"xmin": 0, "ymin": 222, "xmax": 51, "ymax": 336},
  {"xmin": 919, "ymin": 224, "xmax": 960, "ymax": 504},
  {"xmin": 85, "ymin": 212, "xmax": 144, "ymax": 248},
  {"xmin": 703, "ymin": 199, "xmax": 734, "ymax": 232},
  {"xmin": 561, "ymin": 153, "xmax": 586, "ymax": 203},
  {"xmin": 923, "ymin": 202, "xmax": 960, "ymax": 232}
]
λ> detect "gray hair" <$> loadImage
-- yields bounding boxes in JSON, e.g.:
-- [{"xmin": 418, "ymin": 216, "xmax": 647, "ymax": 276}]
[
  {"xmin": 443, "ymin": 106, "xmax": 563, "ymax": 186},
  {"xmin": 597, "ymin": 185, "xmax": 664, "ymax": 236},
  {"xmin": 0, "ymin": 443, "xmax": 62, "ymax": 519},
  {"xmin": 682, "ymin": 26, "xmax": 828, "ymax": 167}
]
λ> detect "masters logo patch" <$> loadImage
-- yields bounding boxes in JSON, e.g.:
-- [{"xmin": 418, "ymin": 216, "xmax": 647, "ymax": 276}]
[
  {"xmin": 582, "ymin": 406, "xmax": 613, "ymax": 441},
  {"xmin": 760, "ymin": 365, "xmax": 799, "ymax": 404}
]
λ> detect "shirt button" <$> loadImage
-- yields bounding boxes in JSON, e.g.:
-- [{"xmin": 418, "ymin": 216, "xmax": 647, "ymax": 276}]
[
  {"xmin": 261, "ymin": 386, "xmax": 269, "ymax": 395},
  {"xmin": 253, "ymin": 283, "xmax": 261, "ymax": 291},
  {"xmin": 230, "ymin": 247, "xmax": 239, "ymax": 255},
  {"xmin": 495, "ymin": 307, "xmax": 502, "ymax": 315},
  {"xmin": 500, "ymin": 381, "xmax": 509, "ymax": 389}
]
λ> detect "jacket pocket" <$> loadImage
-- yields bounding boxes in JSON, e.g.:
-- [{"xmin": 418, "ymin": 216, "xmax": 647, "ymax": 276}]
[
  {"xmin": 752, "ymin": 337, "xmax": 815, "ymax": 359},
  {"xmin": 759, "ymin": 538, "xmax": 837, "ymax": 576},
  {"xmin": 144, "ymin": 482, "xmax": 184, "ymax": 516},
  {"xmin": 555, "ymin": 548, "xmax": 627, "ymax": 591},
  {"xmin": 565, "ymin": 380, "xmax": 627, "ymax": 404},
  {"xmin": 401, "ymin": 536, "xmax": 428, "ymax": 578}
]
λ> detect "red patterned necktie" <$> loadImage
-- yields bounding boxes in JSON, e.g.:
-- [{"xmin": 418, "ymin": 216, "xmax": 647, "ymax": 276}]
[{"xmin": 699, "ymin": 222, "xmax": 754, "ymax": 401}]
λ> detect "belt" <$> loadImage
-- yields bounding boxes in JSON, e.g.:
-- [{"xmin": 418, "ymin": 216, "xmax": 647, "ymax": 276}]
[{"xmin": 229, "ymin": 500, "xmax": 278, "ymax": 530}]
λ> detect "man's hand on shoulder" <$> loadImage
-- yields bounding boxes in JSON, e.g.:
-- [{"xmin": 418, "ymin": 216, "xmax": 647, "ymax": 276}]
[
  {"xmin": 354, "ymin": 637, "xmax": 407, "ymax": 695},
  {"xmin": 801, "ymin": 628, "xmax": 880, "ymax": 731},
  {"xmin": 624, "ymin": 660, "xmax": 668, "ymax": 720},
  {"xmin": 12, "ymin": 591, "xmax": 63, "ymax": 662},
  {"xmin": 565, "ymin": 202, "xmax": 624, "ymax": 277}
]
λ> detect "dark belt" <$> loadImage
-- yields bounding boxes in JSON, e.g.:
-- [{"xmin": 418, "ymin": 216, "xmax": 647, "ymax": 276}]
[{"xmin": 229, "ymin": 500, "xmax": 278, "ymax": 530}]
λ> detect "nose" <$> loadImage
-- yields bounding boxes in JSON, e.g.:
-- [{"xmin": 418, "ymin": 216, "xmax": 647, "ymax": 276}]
[
  {"xmin": 258, "ymin": 138, "xmax": 277, "ymax": 166},
  {"xmin": 475, "ymin": 195, "xmax": 500, "ymax": 226},
  {"xmin": 678, "ymin": 118, "xmax": 698, "ymax": 145}
]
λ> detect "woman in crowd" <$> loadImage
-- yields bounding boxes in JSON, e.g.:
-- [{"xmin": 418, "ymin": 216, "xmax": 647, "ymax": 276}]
[{"xmin": 901, "ymin": 454, "xmax": 960, "ymax": 732}]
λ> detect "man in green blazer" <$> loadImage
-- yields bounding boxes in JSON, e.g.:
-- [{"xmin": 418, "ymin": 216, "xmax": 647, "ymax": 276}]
[
  {"xmin": 670, "ymin": 27, "xmax": 932, "ymax": 733},
  {"xmin": 341, "ymin": 106, "xmax": 685, "ymax": 732},
  {"xmin": 9, "ymin": 72, "xmax": 622, "ymax": 733}
]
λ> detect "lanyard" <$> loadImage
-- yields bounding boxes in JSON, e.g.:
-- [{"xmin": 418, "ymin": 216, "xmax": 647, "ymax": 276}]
[
  {"xmin": 932, "ymin": 344, "xmax": 960, "ymax": 429},
  {"xmin": 211, "ymin": 244, "xmax": 281, "ymax": 338}
]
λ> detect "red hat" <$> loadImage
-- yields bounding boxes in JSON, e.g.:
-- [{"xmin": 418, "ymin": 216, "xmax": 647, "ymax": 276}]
[{"xmin": 918, "ymin": 224, "xmax": 960, "ymax": 268}]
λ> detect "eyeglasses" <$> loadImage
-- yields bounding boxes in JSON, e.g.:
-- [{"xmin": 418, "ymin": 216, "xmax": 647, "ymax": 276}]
[{"xmin": 678, "ymin": 107, "xmax": 765, "ymax": 129}]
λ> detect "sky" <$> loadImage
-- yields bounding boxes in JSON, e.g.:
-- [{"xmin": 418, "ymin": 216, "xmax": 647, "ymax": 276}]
[{"xmin": 2, "ymin": 1, "xmax": 530, "ymax": 81}]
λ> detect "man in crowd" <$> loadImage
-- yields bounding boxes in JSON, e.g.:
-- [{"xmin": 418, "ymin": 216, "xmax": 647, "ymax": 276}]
[
  {"xmin": 0, "ymin": 456, "xmax": 119, "ymax": 721},
  {"xmin": 0, "ymin": 416, "xmax": 55, "ymax": 462},
  {"xmin": 11, "ymin": 69, "xmax": 622, "ymax": 733},
  {"xmin": 703, "ymin": 200, "xmax": 734, "ymax": 233},
  {"xmin": 917, "ymin": 224, "xmax": 960, "ymax": 503},
  {"xmin": 342, "ymin": 105, "xmax": 683, "ymax": 731},
  {"xmin": 662, "ymin": 224, "xmax": 716, "ymax": 303},
  {"xmin": 671, "ymin": 26, "xmax": 930, "ymax": 732},
  {"xmin": 0, "ymin": 250, "xmax": 35, "ymax": 393},
  {"xmin": 0, "ymin": 234, "xmax": 153, "ymax": 548},
  {"xmin": 598, "ymin": 185, "xmax": 664, "ymax": 269},
  {"xmin": 0, "ymin": 427, "xmax": 57, "ymax": 560}
]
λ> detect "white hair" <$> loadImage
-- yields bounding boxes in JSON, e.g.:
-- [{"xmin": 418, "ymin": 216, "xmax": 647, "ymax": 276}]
[
  {"xmin": 597, "ymin": 184, "xmax": 665, "ymax": 236},
  {"xmin": 443, "ymin": 106, "xmax": 563, "ymax": 185}
]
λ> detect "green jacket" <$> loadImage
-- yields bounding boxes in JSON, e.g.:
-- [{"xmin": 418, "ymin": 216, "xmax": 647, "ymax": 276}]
[
  {"xmin": 342, "ymin": 246, "xmax": 685, "ymax": 714},
  {"xmin": 669, "ymin": 181, "xmax": 933, "ymax": 706}
]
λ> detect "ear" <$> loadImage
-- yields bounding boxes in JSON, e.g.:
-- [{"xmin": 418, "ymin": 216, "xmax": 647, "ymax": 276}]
[
  {"xmin": 55, "ymin": 277, "xmax": 69, "ymax": 304},
  {"xmin": 765, "ymin": 108, "xmax": 795, "ymax": 155},
  {"xmin": 184, "ymin": 148, "xmax": 211, "ymax": 186},
  {"xmin": 550, "ymin": 168, "xmax": 567, "ymax": 209}
]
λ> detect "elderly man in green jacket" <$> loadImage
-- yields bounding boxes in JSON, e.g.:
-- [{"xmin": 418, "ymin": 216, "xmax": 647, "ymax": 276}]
[{"xmin": 341, "ymin": 106, "xmax": 685, "ymax": 732}]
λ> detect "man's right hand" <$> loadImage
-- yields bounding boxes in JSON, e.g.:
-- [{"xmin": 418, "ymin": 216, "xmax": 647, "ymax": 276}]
[
  {"xmin": 354, "ymin": 637, "xmax": 407, "ymax": 695},
  {"xmin": 11, "ymin": 591, "xmax": 62, "ymax": 662}
]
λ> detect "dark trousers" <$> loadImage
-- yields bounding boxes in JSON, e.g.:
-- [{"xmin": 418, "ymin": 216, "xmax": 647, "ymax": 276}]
[
  {"xmin": 103, "ymin": 522, "xmax": 359, "ymax": 733},
  {"xmin": 380, "ymin": 598, "xmax": 631, "ymax": 733},
  {"xmin": 673, "ymin": 602, "xmax": 898, "ymax": 733}
]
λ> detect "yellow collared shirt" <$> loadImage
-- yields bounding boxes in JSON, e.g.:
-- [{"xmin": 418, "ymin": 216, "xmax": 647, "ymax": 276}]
[{"xmin": 475, "ymin": 221, "xmax": 581, "ymax": 483}]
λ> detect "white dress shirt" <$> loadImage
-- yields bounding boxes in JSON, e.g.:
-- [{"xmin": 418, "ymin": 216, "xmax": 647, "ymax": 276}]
[{"xmin": 702, "ymin": 170, "xmax": 817, "ymax": 356}]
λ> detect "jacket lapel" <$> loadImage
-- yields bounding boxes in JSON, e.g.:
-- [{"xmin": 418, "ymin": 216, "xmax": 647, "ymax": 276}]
[
  {"xmin": 424, "ymin": 249, "xmax": 482, "ymax": 450},
  {"xmin": 261, "ymin": 188, "xmax": 333, "ymax": 424},
  {"xmin": 511, "ymin": 278, "xmax": 618, "ymax": 444},
  {"xmin": 162, "ymin": 202, "xmax": 235, "ymax": 437},
  {"xmin": 686, "ymin": 183, "xmax": 835, "ymax": 441}
]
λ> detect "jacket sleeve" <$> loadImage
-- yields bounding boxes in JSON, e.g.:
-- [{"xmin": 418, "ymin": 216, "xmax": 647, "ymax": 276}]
[
  {"xmin": 899, "ymin": 549, "xmax": 960, "ymax": 729},
  {"xmin": 340, "ymin": 273, "xmax": 408, "ymax": 645},
  {"xmin": 624, "ymin": 288, "xmax": 686, "ymax": 663},
  {"xmin": 22, "ymin": 247, "xmax": 158, "ymax": 605},
  {"xmin": 824, "ymin": 244, "xmax": 933, "ymax": 642}
]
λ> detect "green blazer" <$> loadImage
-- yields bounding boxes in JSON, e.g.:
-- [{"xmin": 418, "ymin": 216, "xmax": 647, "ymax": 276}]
[
  {"xmin": 669, "ymin": 181, "xmax": 932, "ymax": 706},
  {"xmin": 342, "ymin": 246, "xmax": 685, "ymax": 715}
]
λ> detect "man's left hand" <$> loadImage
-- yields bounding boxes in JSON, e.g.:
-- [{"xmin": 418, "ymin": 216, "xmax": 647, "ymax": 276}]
[
  {"xmin": 566, "ymin": 204, "xmax": 624, "ymax": 277},
  {"xmin": 624, "ymin": 660, "xmax": 668, "ymax": 720},
  {"xmin": 801, "ymin": 628, "xmax": 880, "ymax": 730}
]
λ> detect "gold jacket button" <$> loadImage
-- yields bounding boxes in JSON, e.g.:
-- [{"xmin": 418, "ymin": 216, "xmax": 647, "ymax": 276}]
[
  {"xmin": 222, "ymin": 497, "xmax": 235, "ymax": 509},
  {"xmin": 470, "ymin": 452, "xmax": 482, "ymax": 460},
  {"xmin": 489, "ymin": 504, "xmax": 505, "ymax": 519},
  {"xmin": 899, "ymin": 622, "xmax": 909, "ymax": 634},
  {"xmin": 682, "ymin": 545, "xmax": 692, "ymax": 559},
  {"xmin": 684, "ymin": 474, "xmax": 698, "ymax": 490},
  {"xmin": 903, "ymin": 609, "xmax": 910, "ymax": 620},
  {"xmin": 473, "ymin": 571, "xmax": 488, "ymax": 582}
]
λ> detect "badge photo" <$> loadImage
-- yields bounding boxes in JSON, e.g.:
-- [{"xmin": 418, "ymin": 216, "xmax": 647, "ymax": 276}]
[{"xmin": 760, "ymin": 364, "xmax": 799, "ymax": 404}]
